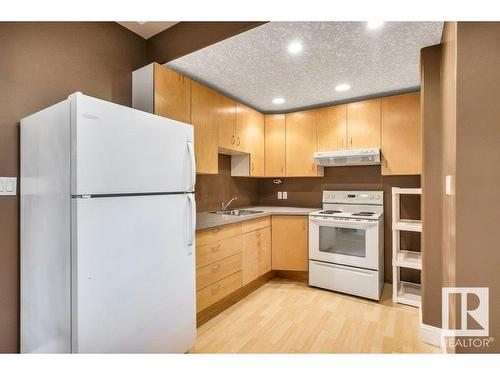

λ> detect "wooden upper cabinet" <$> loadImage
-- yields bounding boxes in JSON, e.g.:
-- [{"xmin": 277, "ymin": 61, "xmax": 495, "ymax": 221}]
[
  {"xmin": 249, "ymin": 110, "xmax": 265, "ymax": 177},
  {"xmin": 153, "ymin": 63, "xmax": 191, "ymax": 124},
  {"xmin": 285, "ymin": 110, "xmax": 323, "ymax": 177},
  {"xmin": 316, "ymin": 104, "xmax": 347, "ymax": 151},
  {"xmin": 190, "ymin": 81, "xmax": 219, "ymax": 174},
  {"xmin": 235, "ymin": 103, "xmax": 265, "ymax": 176},
  {"xmin": 381, "ymin": 92, "xmax": 421, "ymax": 175},
  {"xmin": 347, "ymin": 98, "xmax": 381, "ymax": 149},
  {"xmin": 264, "ymin": 114, "xmax": 286, "ymax": 177},
  {"xmin": 271, "ymin": 216, "xmax": 308, "ymax": 271},
  {"xmin": 217, "ymin": 94, "xmax": 237, "ymax": 150}
]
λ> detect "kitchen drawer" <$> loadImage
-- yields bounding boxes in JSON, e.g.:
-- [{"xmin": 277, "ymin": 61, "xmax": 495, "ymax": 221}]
[
  {"xmin": 196, "ymin": 235, "xmax": 242, "ymax": 269},
  {"xmin": 196, "ymin": 271, "xmax": 242, "ymax": 312},
  {"xmin": 196, "ymin": 222, "xmax": 242, "ymax": 246},
  {"xmin": 241, "ymin": 216, "xmax": 271, "ymax": 233},
  {"xmin": 309, "ymin": 260, "xmax": 382, "ymax": 300},
  {"xmin": 196, "ymin": 254, "xmax": 242, "ymax": 291}
]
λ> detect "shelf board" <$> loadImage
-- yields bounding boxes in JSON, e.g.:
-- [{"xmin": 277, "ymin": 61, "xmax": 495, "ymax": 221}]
[
  {"xmin": 394, "ymin": 250, "xmax": 422, "ymax": 269},
  {"xmin": 396, "ymin": 281, "xmax": 421, "ymax": 307},
  {"xmin": 393, "ymin": 219, "xmax": 422, "ymax": 232},
  {"xmin": 392, "ymin": 187, "xmax": 422, "ymax": 195}
]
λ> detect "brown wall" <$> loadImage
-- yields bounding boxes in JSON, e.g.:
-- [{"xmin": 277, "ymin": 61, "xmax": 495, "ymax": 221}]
[
  {"xmin": 195, "ymin": 154, "xmax": 260, "ymax": 212},
  {"xmin": 453, "ymin": 22, "xmax": 500, "ymax": 353},
  {"xmin": 421, "ymin": 44, "xmax": 444, "ymax": 328},
  {"xmin": 147, "ymin": 22, "xmax": 267, "ymax": 63},
  {"xmin": 258, "ymin": 166, "xmax": 421, "ymax": 283},
  {"xmin": 0, "ymin": 22, "xmax": 147, "ymax": 353}
]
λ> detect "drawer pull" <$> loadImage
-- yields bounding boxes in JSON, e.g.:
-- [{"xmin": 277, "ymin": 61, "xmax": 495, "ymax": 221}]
[
  {"xmin": 211, "ymin": 228, "xmax": 221, "ymax": 233},
  {"xmin": 211, "ymin": 283, "xmax": 221, "ymax": 294},
  {"xmin": 210, "ymin": 244, "xmax": 221, "ymax": 252},
  {"xmin": 211, "ymin": 263, "xmax": 221, "ymax": 273}
]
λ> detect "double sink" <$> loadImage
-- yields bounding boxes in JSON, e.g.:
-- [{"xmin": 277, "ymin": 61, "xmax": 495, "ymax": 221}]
[{"xmin": 209, "ymin": 209, "xmax": 264, "ymax": 217}]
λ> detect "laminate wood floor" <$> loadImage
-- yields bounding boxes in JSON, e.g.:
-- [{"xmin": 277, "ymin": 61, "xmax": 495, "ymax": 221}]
[{"xmin": 191, "ymin": 278, "xmax": 441, "ymax": 353}]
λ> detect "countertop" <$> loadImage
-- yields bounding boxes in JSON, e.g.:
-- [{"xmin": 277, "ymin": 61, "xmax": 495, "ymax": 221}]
[{"xmin": 196, "ymin": 206, "xmax": 319, "ymax": 231}]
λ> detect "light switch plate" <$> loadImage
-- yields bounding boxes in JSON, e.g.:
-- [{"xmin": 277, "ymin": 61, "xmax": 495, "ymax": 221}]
[
  {"xmin": 0, "ymin": 177, "xmax": 17, "ymax": 196},
  {"xmin": 445, "ymin": 175, "xmax": 452, "ymax": 196},
  {"xmin": 277, "ymin": 192, "xmax": 282, "ymax": 199},
  {"xmin": 283, "ymin": 192, "xmax": 288, "ymax": 199}
]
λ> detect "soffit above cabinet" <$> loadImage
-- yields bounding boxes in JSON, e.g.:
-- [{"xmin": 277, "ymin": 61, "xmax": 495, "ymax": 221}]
[
  {"xmin": 166, "ymin": 21, "xmax": 443, "ymax": 112},
  {"xmin": 117, "ymin": 22, "xmax": 178, "ymax": 39}
]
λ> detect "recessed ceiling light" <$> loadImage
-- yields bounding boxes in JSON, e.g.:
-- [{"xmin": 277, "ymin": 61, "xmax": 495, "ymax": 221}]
[
  {"xmin": 272, "ymin": 97, "xmax": 285, "ymax": 105},
  {"xmin": 335, "ymin": 84, "xmax": 351, "ymax": 92},
  {"xmin": 288, "ymin": 41, "xmax": 303, "ymax": 54},
  {"xmin": 137, "ymin": 21, "xmax": 147, "ymax": 25},
  {"xmin": 367, "ymin": 21, "xmax": 384, "ymax": 30}
]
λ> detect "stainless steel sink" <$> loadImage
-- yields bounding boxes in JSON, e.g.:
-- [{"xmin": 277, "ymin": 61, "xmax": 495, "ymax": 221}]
[{"xmin": 209, "ymin": 209, "xmax": 264, "ymax": 216}]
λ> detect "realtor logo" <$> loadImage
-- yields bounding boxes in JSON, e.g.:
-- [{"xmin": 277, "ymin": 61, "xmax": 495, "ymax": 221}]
[{"xmin": 442, "ymin": 287, "xmax": 489, "ymax": 337}]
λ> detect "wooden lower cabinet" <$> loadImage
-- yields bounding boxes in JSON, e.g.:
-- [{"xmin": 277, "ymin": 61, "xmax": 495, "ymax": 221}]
[
  {"xmin": 242, "ymin": 227, "xmax": 271, "ymax": 285},
  {"xmin": 196, "ymin": 271, "xmax": 242, "ymax": 312},
  {"xmin": 271, "ymin": 215, "xmax": 308, "ymax": 271},
  {"xmin": 196, "ymin": 253, "xmax": 242, "ymax": 291}
]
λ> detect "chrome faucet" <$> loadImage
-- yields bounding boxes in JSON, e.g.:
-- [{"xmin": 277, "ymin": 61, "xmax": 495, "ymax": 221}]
[{"xmin": 220, "ymin": 196, "xmax": 237, "ymax": 211}]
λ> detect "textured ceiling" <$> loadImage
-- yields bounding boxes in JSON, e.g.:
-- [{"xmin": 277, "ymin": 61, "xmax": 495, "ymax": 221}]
[{"xmin": 166, "ymin": 22, "xmax": 443, "ymax": 112}]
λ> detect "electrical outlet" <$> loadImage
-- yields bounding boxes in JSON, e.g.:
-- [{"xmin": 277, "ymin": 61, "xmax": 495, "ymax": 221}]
[
  {"xmin": 283, "ymin": 191, "xmax": 288, "ymax": 199},
  {"xmin": 277, "ymin": 192, "xmax": 283, "ymax": 199},
  {"xmin": 0, "ymin": 177, "xmax": 17, "ymax": 196}
]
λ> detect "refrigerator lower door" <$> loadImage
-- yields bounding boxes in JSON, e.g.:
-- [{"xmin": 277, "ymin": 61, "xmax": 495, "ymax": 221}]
[
  {"xmin": 70, "ymin": 93, "xmax": 195, "ymax": 195},
  {"xmin": 71, "ymin": 194, "xmax": 196, "ymax": 353}
]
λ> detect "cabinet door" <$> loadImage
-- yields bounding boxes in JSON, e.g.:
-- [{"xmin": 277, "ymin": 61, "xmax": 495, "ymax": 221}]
[
  {"xmin": 235, "ymin": 103, "xmax": 252, "ymax": 153},
  {"xmin": 264, "ymin": 114, "xmax": 286, "ymax": 176},
  {"xmin": 249, "ymin": 110, "xmax": 265, "ymax": 177},
  {"xmin": 241, "ymin": 230, "xmax": 260, "ymax": 285},
  {"xmin": 271, "ymin": 216, "xmax": 308, "ymax": 271},
  {"xmin": 190, "ymin": 81, "xmax": 219, "ymax": 174},
  {"xmin": 258, "ymin": 227, "xmax": 272, "ymax": 276},
  {"xmin": 347, "ymin": 98, "xmax": 381, "ymax": 149},
  {"xmin": 285, "ymin": 110, "xmax": 321, "ymax": 176},
  {"xmin": 381, "ymin": 92, "xmax": 421, "ymax": 175},
  {"xmin": 317, "ymin": 105, "xmax": 347, "ymax": 151},
  {"xmin": 242, "ymin": 227, "xmax": 271, "ymax": 285},
  {"xmin": 153, "ymin": 64, "xmax": 191, "ymax": 124},
  {"xmin": 217, "ymin": 94, "xmax": 237, "ymax": 150}
]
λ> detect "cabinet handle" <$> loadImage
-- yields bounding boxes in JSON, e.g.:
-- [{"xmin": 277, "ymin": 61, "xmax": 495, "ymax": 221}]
[
  {"xmin": 210, "ymin": 244, "xmax": 221, "ymax": 252},
  {"xmin": 236, "ymin": 137, "xmax": 240, "ymax": 146},
  {"xmin": 350, "ymin": 138, "xmax": 353, "ymax": 147},
  {"xmin": 231, "ymin": 135, "xmax": 235, "ymax": 145},
  {"xmin": 211, "ymin": 283, "xmax": 221, "ymax": 294},
  {"xmin": 342, "ymin": 138, "xmax": 344, "ymax": 149},
  {"xmin": 303, "ymin": 221, "xmax": 306, "ymax": 231},
  {"xmin": 211, "ymin": 263, "xmax": 221, "ymax": 273},
  {"xmin": 251, "ymin": 162, "xmax": 254, "ymax": 172},
  {"xmin": 211, "ymin": 228, "xmax": 220, "ymax": 233},
  {"xmin": 281, "ymin": 166, "xmax": 284, "ymax": 173}
]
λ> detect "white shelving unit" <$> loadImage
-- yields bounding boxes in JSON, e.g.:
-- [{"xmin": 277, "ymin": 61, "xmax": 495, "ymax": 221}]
[{"xmin": 392, "ymin": 187, "xmax": 422, "ymax": 307}]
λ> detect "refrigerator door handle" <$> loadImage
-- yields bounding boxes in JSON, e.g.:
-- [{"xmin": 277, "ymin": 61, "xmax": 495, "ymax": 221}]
[
  {"xmin": 187, "ymin": 141, "xmax": 196, "ymax": 192},
  {"xmin": 187, "ymin": 193, "xmax": 196, "ymax": 255}
]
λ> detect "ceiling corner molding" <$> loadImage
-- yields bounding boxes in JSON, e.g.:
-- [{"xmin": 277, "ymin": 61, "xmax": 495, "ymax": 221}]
[{"xmin": 146, "ymin": 21, "xmax": 268, "ymax": 64}]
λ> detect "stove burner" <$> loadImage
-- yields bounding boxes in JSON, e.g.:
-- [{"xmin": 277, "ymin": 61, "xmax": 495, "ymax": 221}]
[
  {"xmin": 319, "ymin": 210, "xmax": 342, "ymax": 214},
  {"xmin": 352, "ymin": 211, "xmax": 375, "ymax": 216}
]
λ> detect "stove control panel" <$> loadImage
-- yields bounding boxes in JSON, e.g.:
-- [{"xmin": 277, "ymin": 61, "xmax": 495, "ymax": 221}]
[{"xmin": 322, "ymin": 190, "xmax": 383, "ymax": 205}]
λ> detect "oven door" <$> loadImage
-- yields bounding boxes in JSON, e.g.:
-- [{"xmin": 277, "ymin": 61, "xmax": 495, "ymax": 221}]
[{"xmin": 309, "ymin": 216, "xmax": 380, "ymax": 270}]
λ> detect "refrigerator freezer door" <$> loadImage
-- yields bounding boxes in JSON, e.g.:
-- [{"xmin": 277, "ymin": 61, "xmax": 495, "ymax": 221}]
[
  {"xmin": 70, "ymin": 93, "xmax": 195, "ymax": 195},
  {"xmin": 71, "ymin": 194, "xmax": 196, "ymax": 353}
]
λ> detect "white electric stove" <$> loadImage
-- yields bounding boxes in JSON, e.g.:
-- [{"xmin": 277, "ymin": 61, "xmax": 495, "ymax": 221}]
[{"xmin": 308, "ymin": 190, "xmax": 384, "ymax": 300}]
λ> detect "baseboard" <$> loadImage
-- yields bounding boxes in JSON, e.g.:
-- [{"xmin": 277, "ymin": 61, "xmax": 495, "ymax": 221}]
[
  {"xmin": 274, "ymin": 270, "xmax": 308, "ymax": 282},
  {"xmin": 420, "ymin": 322, "xmax": 444, "ymax": 349},
  {"xmin": 196, "ymin": 271, "xmax": 276, "ymax": 326}
]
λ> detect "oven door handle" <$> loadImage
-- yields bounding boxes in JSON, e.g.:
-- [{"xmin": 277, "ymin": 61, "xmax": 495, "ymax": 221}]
[{"xmin": 309, "ymin": 217, "xmax": 378, "ymax": 230}]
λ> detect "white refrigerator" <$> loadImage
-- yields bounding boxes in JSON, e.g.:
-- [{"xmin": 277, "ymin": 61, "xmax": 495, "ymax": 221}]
[{"xmin": 20, "ymin": 93, "xmax": 197, "ymax": 353}]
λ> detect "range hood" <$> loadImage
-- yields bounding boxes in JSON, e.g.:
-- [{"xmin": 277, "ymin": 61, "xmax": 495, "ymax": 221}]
[{"xmin": 314, "ymin": 148, "xmax": 381, "ymax": 167}]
